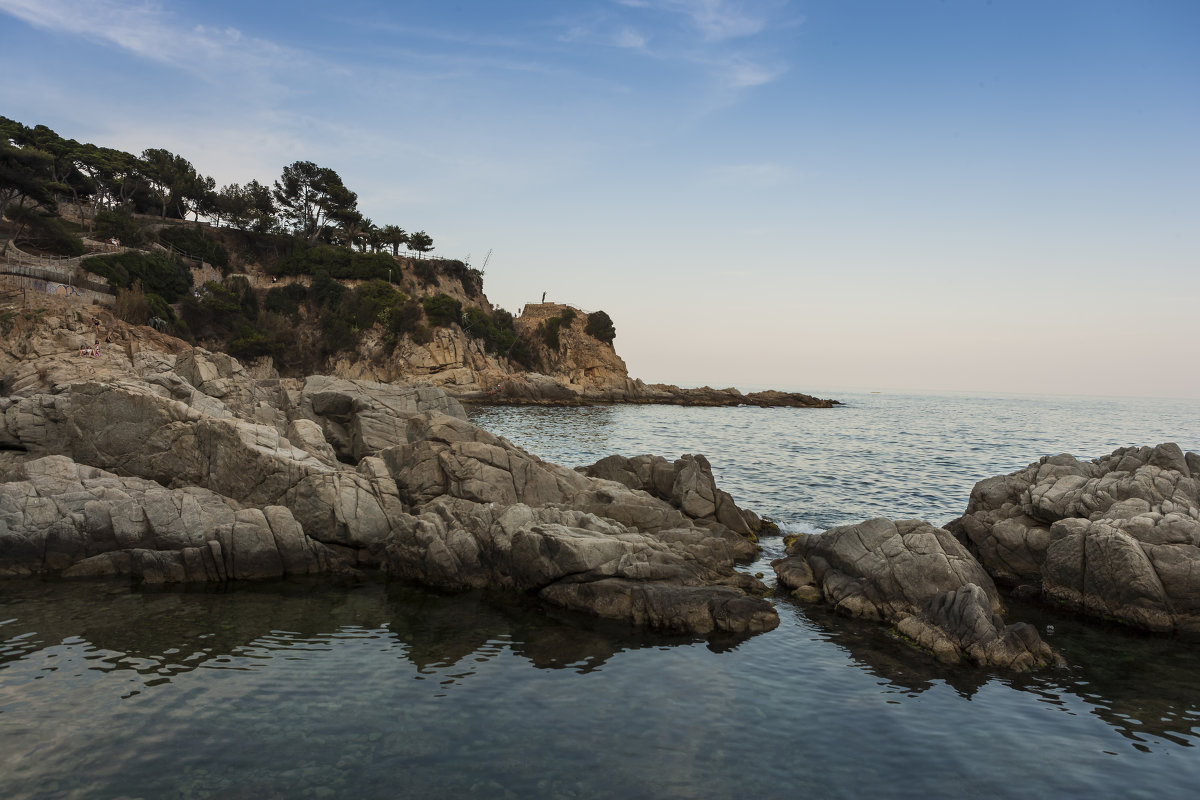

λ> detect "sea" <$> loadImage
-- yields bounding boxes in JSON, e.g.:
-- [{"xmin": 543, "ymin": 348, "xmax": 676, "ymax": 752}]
[{"xmin": 1, "ymin": 390, "xmax": 1198, "ymax": 799}]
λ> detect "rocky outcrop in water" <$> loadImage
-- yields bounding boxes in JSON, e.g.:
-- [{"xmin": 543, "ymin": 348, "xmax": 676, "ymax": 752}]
[
  {"xmin": 946, "ymin": 443, "xmax": 1200, "ymax": 635},
  {"xmin": 579, "ymin": 453, "xmax": 766, "ymax": 537},
  {"xmin": 772, "ymin": 518, "xmax": 1060, "ymax": 669},
  {"xmin": 0, "ymin": 317, "xmax": 776, "ymax": 635},
  {"xmin": 453, "ymin": 302, "xmax": 838, "ymax": 407},
  {"xmin": 0, "ymin": 455, "xmax": 343, "ymax": 581},
  {"xmin": 375, "ymin": 412, "xmax": 775, "ymax": 634}
]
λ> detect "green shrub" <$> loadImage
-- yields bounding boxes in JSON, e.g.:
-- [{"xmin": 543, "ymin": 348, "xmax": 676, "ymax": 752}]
[
  {"xmin": 385, "ymin": 300, "xmax": 425, "ymax": 340},
  {"xmin": 410, "ymin": 323, "xmax": 432, "ymax": 345},
  {"xmin": 273, "ymin": 240, "xmax": 395, "ymax": 281},
  {"xmin": 264, "ymin": 283, "xmax": 308, "ymax": 318},
  {"xmin": 158, "ymin": 226, "xmax": 230, "ymax": 270},
  {"xmin": 81, "ymin": 250, "xmax": 191, "ymax": 302},
  {"xmin": 539, "ymin": 317, "xmax": 562, "ymax": 349},
  {"xmin": 11, "ymin": 209, "xmax": 85, "ymax": 256},
  {"xmin": 585, "ymin": 310, "xmax": 616, "ymax": 344},
  {"xmin": 92, "ymin": 210, "xmax": 144, "ymax": 246},
  {"xmin": 309, "ymin": 269, "xmax": 348, "ymax": 308},
  {"xmin": 412, "ymin": 259, "xmax": 438, "ymax": 286},
  {"xmin": 463, "ymin": 307, "xmax": 530, "ymax": 365},
  {"xmin": 228, "ymin": 324, "xmax": 278, "ymax": 360},
  {"xmin": 432, "ymin": 258, "xmax": 482, "ymax": 298},
  {"xmin": 422, "ymin": 293, "xmax": 462, "ymax": 328},
  {"xmin": 145, "ymin": 292, "xmax": 175, "ymax": 324}
]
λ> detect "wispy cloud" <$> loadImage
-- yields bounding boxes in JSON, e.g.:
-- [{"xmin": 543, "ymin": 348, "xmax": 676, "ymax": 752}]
[
  {"xmin": 616, "ymin": 0, "xmax": 771, "ymax": 42},
  {"xmin": 606, "ymin": 0, "xmax": 791, "ymax": 90},
  {"xmin": 613, "ymin": 26, "xmax": 649, "ymax": 50},
  {"xmin": 0, "ymin": 0, "xmax": 295, "ymax": 80},
  {"xmin": 718, "ymin": 55, "xmax": 785, "ymax": 88}
]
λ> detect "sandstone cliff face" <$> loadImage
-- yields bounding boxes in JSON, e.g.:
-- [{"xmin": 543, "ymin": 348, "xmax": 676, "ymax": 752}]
[{"xmin": 513, "ymin": 303, "xmax": 635, "ymax": 400}]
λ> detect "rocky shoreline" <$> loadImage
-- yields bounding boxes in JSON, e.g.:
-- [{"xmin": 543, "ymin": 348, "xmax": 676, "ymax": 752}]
[
  {"xmin": 457, "ymin": 379, "xmax": 839, "ymax": 408},
  {"xmin": 2, "ymin": 303, "xmax": 1196, "ymax": 670}
]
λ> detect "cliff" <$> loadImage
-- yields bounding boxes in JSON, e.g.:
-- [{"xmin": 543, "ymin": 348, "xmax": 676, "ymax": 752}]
[{"xmin": 2, "ymin": 222, "xmax": 835, "ymax": 407}]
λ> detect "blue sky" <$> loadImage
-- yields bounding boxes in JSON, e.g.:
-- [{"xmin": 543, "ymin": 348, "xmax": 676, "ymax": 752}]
[{"xmin": 2, "ymin": 0, "xmax": 1198, "ymax": 398}]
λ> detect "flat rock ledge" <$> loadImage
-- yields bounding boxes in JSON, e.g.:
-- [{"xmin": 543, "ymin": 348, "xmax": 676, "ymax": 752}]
[
  {"xmin": 947, "ymin": 442, "xmax": 1200, "ymax": 635},
  {"xmin": 0, "ymin": 347, "xmax": 777, "ymax": 637},
  {"xmin": 772, "ymin": 518, "xmax": 1061, "ymax": 670}
]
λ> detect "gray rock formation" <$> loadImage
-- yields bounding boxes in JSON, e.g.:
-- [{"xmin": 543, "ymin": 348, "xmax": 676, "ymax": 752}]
[
  {"xmin": 0, "ymin": 455, "xmax": 343, "ymax": 582},
  {"xmin": 0, "ymin": 341, "xmax": 776, "ymax": 635},
  {"xmin": 579, "ymin": 453, "xmax": 764, "ymax": 537},
  {"xmin": 947, "ymin": 443, "xmax": 1200, "ymax": 635},
  {"xmin": 293, "ymin": 374, "xmax": 467, "ymax": 462},
  {"xmin": 375, "ymin": 412, "xmax": 776, "ymax": 634},
  {"xmin": 773, "ymin": 517, "xmax": 1060, "ymax": 669}
]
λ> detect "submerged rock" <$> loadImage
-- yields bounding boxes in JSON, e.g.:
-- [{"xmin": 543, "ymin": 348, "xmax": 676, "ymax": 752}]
[
  {"xmin": 946, "ymin": 443, "xmax": 1200, "ymax": 635},
  {"xmin": 772, "ymin": 517, "xmax": 1060, "ymax": 669}
]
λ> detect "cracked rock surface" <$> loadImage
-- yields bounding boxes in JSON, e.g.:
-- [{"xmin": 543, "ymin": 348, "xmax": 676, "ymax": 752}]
[
  {"xmin": 946, "ymin": 443, "xmax": 1200, "ymax": 634},
  {"xmin": 0, "ymin": 342, "xmax": 776, "ymax": 636},
  {"xmin": 772, "ymin": 517, "xmax": 1060, "ymax": 669}
]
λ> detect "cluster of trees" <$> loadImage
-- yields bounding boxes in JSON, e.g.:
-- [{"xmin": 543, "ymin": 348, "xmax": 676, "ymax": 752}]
[
  {"xmin": 537, "ymin": 308, "xmax": 617, "ymax": 349},
  {"xmin": 1, "ymin": 117, "xmax": 438, "ymax": 262},
  {"xmin": 3, "ymin": 117, "xmax": 556, "ymax": 374}
]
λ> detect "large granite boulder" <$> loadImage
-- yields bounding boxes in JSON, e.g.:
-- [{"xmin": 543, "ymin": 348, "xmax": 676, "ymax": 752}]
[
  {"xmin": 1, "ymin": 364, "xmax": 776, "ymax": 635},
  {"xmin": 0, "ymin": 455, "xmax": 344, "ymax": 582},
  {"xmin": 380, "ymin": 497, "xmax": 775, "ymax": 635},
  {"xmin": 947, "ymin": 443, "xmax": 1200, "ymax": 634},
  {"xmin": 375, "ymin": 412, "xmax": 776, "ymax": 634},
  {"xmin": 773, "ymin": 517, "xmax": 1059, "ymax": 669},
  {"xmin": 579, "ymin": 453, "xmax": 764, "ymax": 537},
  {"xmin": 293, "ymin": 374, "xmax": 467, "ymax": 462},
  {"xmin": 3, "ymin": 382, "xmax": 411, "ymax": 567}
]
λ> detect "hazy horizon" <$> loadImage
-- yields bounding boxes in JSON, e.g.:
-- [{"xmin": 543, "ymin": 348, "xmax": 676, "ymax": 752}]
[{"xmin": 2, "ymin": 0, "xmax": 1197, "ymax": 399}]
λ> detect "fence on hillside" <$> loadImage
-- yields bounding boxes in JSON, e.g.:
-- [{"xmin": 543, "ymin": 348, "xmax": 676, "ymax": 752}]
[{"xmin": 0, "ymin": 274, "xmax": 113, "ymax": 306}]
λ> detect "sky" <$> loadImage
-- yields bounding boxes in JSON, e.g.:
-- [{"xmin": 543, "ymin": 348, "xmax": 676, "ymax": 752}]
[{"xmin": 2, "ymin": 0, "xmax": 1198, "ymax": 398}]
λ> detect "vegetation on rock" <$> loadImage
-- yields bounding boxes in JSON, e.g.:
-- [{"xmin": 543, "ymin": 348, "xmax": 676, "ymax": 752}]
[{"xmin": 585, "ymin": 310, "xmax": 616, "ymax": 344}]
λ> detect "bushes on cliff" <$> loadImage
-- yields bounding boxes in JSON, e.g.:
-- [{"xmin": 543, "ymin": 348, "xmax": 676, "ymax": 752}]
[
  {"xmin": 422, "ymin": 293, "xmax": 461, "ymax": 328},
  {"xmin": 318, "ymin": 279, "xmax": 412, "ymax": 353},
  {"xmin": 411, "ymin": 259, "xmax": 438, "ymax": 287},
  {"xmin": 263, "ymin": 283, "xmax": 308, "ymax": 319},
  {"xmin": 3, "ymin": 206, "xmax": 85, "ymax": 256},
  {"xmin": 384, "ymin": 300, "xmax": 426, "ymax": 342},
  {"xmin": 157, "ymin": 226, "xmax": 230, "ymax": 271},
  {"xmin": 92, "ymin": 210, "xmax": 145, "ymax": 247},
  {"xmin": 272, "ymin": 240, "xmax": 394, "ymax": 281},
  {"xmin": 585, "ymin": 310, "xmax": 616, "ymax": 344},
  {"xmin": 538, "ymin": 308, "xmax": 576, "ymax": 350},
  {"xmin": 464, "ymin": 307, "xmax": 533, "ymax": 367},
  {"xmin": 436, "ymin": 258, "xmax": 482, "ymax": 298},
  {"xmin": 82, "ymin": 250, "xmax": 191, "ymax": 302}
]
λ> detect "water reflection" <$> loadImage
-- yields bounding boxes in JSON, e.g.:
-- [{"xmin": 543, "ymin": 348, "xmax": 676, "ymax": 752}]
[
  {"xmin": 777, "ymin": 594, "xmax": 1200, "ymax": 747},
  {"xmin": 0, "ymin": 579, "xmax": 724, "ymax": 683},
  {"xmin": 4, "ymin": 579, "xmax": 1197, "ymax": 750}
]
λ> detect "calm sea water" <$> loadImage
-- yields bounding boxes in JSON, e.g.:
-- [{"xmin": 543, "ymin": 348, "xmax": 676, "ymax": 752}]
[{"xmin": 2, "ymin": 391, "xmax": 1199, "ymax": 799}]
